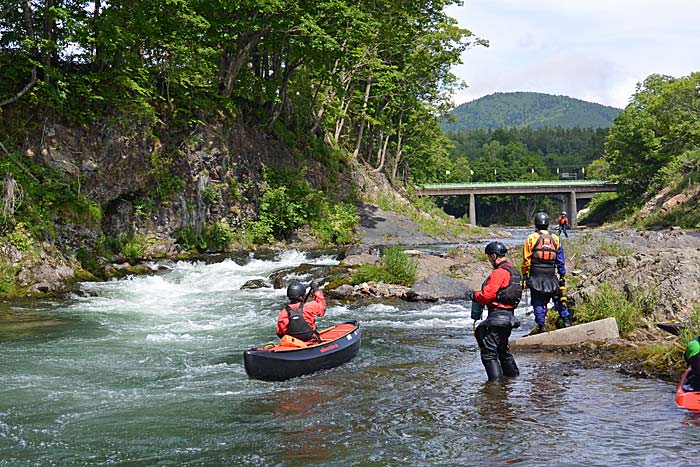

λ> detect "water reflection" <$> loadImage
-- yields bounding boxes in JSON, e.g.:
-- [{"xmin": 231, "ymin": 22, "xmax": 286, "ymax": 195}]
[
  {"xmin": 0, "ymin": 305, "xmax": 69, "ymax": 341},
  {"xmin": 276, "ymin": 391, "xmax": 332, "ymax": 467}
]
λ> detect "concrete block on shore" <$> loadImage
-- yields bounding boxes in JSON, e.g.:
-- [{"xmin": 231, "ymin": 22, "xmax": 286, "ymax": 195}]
[{"xmin": 510, "ymin": 317, "xmax": 620, "ymax": 348}]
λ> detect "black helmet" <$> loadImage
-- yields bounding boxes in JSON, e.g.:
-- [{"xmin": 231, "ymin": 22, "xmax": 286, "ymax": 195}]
[
  {"xmin": 286, "ymin": 281, "xmax": 306, "ymax": 302},
  {"xmin": 484, "ymin": 241, "xmax": 507, "ymax": 257},
  {"xmin": 534, "ymin": 211, "xmax": 549, "ymax": 230}
]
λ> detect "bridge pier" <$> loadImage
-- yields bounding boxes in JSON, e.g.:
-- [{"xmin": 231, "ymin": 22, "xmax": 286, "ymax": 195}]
[
  {"xmin": 469, "ymin": 194, "xmax": 476, "ymax": 226},
  {"xmin": 415, "ymin": 181, "xmax": 616, "ymax": 228},
  {"xmin": 569, "ymin": 191, "xmax": 577, "ymax": 228}
]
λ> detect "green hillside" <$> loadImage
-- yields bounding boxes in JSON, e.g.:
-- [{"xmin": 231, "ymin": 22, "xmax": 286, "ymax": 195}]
[{"xmin": 442, "ymin": 92, "xmax": 622, "ymax": 131}]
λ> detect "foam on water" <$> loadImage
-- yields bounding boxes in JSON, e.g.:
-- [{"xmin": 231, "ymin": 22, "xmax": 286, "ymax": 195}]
[{"xmin": 71, "ymin": 250, "xmax": 338, "ymax": 325}]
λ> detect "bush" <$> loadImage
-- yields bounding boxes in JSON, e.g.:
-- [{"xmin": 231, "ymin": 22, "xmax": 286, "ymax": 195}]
[
  {"xmin": 121, "ymin": 235, "xmax": 146, "ymax": 263},
  {"xmin": 310, "ymin": 203, "xmax": 359, "ymax": 245},
  {"xmin": 579, "ymin": 192, "xmax": 626, "ymax": 225},
  {"xmin": 206, "ymin": 220, "xmax": 235, "ymax": 250},
  {"xmin": 574, "ymin": 282, "xmax": 644, "ymax": 336},
  {"xmin": 352, "ymin": 246, "xmax": 417, "ymax": 286},
  {"xmin": 0, "ymin": 260, "xmax": 15, "ymax": 294},
  {"xmin": 3, "ymin": 222, "xmax": 34, "ymax": 251},
  {"xmin": 381, "ymin": 246, "xmax": 417, "ymax": 285}
]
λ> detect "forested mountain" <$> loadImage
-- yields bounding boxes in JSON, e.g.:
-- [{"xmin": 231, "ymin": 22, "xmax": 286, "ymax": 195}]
[{"xmin": 441, "ymin": 92, "xmax": 622, "ymax": 131}]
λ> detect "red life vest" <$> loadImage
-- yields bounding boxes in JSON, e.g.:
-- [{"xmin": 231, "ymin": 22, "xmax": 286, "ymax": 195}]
[{"xmin": 533, "ymin": 232, "xmax": 556, "ymax": 263}]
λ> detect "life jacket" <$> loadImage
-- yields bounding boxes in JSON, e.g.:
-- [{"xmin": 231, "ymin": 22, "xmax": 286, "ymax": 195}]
[
  {"xmin": 285, "ymin": 304, "xmax": 316, "ymax": 342},
  {"xmin": 533, "ymin": 232, "xmax": 557, "ymax": 262},
  {"xmin": 495, "ymin": 263, "xmax": 523, "ymax": 308},
  {"xmin": 526, "ymin": 231, "xmax": 561, "ymax": 294},
  {"xmin": 480, "ymin": 262, "xmax": 522, "ymax": 311}
]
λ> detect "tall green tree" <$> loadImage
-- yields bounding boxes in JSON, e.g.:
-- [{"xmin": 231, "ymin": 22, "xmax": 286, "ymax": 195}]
[{"xmin": 605, "ymin": 72, "xmax": 700, "ymax": 204}]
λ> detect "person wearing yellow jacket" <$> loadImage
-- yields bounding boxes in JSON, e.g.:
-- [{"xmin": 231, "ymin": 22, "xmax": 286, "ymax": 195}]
[{"xmin": 522, "ymin": 211, "xmax": 572, "ymax": 334}]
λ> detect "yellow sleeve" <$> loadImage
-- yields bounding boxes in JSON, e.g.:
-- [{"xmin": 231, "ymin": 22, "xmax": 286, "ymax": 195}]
[{"xmin": 521, "ymin": 234, "xmax": 534, "ymax": 276}]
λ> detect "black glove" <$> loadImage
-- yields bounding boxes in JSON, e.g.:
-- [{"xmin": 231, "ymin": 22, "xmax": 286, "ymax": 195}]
[
  {"xmin": 559, "ymin": 276, "xmax": 566, "ymax": 287},
  {"xmin": 310, "ymin": 281, "xmax": 320, "ymax": 292},
  {"xmin": 467, "ymin": 291, "xmax": 475, "ymax": 301}
]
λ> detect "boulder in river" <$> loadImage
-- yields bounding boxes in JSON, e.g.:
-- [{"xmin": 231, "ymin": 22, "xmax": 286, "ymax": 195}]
[{"xmin": 406, "ymin": 274, "xmax": 471, "ymax": 302}]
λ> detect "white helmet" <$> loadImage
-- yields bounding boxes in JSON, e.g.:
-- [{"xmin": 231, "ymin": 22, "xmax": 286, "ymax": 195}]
[{"xmin": 561, "ymin": 211, "xmax": 567, "ymax": 216}]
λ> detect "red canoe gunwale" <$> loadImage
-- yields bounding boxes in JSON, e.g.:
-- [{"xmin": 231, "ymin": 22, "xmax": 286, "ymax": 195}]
[{"xmin": 676, "ymin": 368, "xmax": 700, "ymax": 413}]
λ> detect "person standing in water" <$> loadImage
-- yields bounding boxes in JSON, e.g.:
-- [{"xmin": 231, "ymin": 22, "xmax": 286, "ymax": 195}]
[
  {"xmin": 521, "ymin": 211, "xmax": 572, "ymax": 334},
  {"xmin": 469, "ymin": 241, "xmax": 522, "ymax": 382}
]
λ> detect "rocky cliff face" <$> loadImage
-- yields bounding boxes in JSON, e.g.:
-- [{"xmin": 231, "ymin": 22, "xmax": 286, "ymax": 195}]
[
  {"xmin": 25, "ymin": 117, "xmax": 299, "ymax": 250},
  {"xmin": 3, "ymin": 114, "xmax": 352, "ymax": 296},
  {"xmin": 570, "ymin": 230, "xmax": 700, "ymax": 323}
]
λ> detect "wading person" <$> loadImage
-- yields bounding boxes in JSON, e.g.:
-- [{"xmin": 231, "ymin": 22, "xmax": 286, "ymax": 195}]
[
  {"xmin": 557, "ymin": 211, "xmax": 569, "ymax": 238},
  {"xmin": 469, "ymin": 241, "xmax": 522, "ymax": 382},
  {"xmin": 276, "ymin": 281, "xmax": 326, "ymax": 342},
  {"xmin": 522, "ymin": 211, "xmax": 572, "ymax": 334}
]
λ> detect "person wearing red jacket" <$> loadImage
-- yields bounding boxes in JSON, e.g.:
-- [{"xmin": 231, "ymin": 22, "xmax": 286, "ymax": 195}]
[
  {"xmin": 276, "ymin": 281, "xmax": 326, "ymax": 342},
  {"xmin": 468, "ymin": 241, "xmax": 522, "ymax": 381}
]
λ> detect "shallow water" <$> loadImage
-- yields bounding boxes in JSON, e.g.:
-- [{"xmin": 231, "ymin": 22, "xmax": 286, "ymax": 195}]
[{"xmin": 1, "ymin": 250, "xmax": 699, "ymax": 466}]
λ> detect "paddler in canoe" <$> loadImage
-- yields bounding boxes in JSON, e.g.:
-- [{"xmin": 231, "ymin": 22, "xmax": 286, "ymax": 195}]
[
  {"xmin": 684, "ymin": 337, "xmax": 700, "ymax": 391},
  {"xmin": 276, "ymin": 281, "xmax": 326, "ymax": 344}
]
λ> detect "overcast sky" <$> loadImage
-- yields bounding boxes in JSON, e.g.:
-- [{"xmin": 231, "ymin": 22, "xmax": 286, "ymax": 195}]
[{"xmin": 446, "ymin": 0, "xmax": 700, "ymax": 109}]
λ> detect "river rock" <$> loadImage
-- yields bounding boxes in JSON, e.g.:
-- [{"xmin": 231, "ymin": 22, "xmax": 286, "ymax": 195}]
[
  {"xmin": 328, "ymin": 282, "xmax": 409, "ymax": 299},
  {"xmin": 241, "ymin": 279, "xmax": 272, "ymax": 289},
  {"xmin": 269, "ymin": 264, "xmax": 335, "ymax": 289},
  {"xmin": 405, "ymin": 274, "xmax": 471, "ymax": 302},
  {"xmin": 341, "ymin": 253, "xmax": 379, "ymax": 267},
  {"xmin": 18, "ymin": 263, "xmax": 75, "ymax": 294},
  {"xmin": 569, "ymin": 230, "xmax": 700, "ymax": 322}
]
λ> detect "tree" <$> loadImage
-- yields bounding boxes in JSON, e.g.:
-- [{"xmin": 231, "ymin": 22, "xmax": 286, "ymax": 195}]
[{"xmin": 605, "ymin": 72, "xmax": 700, "ymax": 204}]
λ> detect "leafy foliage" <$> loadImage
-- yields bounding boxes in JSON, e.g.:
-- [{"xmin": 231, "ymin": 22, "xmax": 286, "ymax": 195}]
[
  {"xmin": 352, "ymin": 246, "xmax": 417, "ymax": 286},
  {"xmin": 246, "ymin": 169, "xmax": 359, "ymax": 245},
  {"xmin": 310, "ymin": 203, "xmax": 359, "ymax": 245},
  {"xmin": 0, "ymin": 0, "xmax": 479, "ymax": 190},
  {"xmin": 606, "ymin": 73, "xmax": 700, "ymax": 205},
  {"xmin": 442, "ymin": 92, "xmax": 621, "ymax": 131},
  {"xmin": 0, "ymin": 150, "xmax": 102, "ymax": 239}
]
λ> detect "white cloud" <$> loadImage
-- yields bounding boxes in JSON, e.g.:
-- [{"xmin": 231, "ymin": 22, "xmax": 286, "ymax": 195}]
[{"xmin": 448, "ymin": 0, "xmax": 700, "ymax": 108}]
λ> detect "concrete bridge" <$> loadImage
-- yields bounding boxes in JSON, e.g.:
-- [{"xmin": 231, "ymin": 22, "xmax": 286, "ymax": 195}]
[{"xmin": 415, "ymin": 180, "xmax": 617, "ymax": 227}]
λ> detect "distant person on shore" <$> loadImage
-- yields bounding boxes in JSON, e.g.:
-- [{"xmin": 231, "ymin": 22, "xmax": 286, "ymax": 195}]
[
  {"xmin": 469, "ymin": 241, "xmax": 521, "ymax": 381},
  {"xmin": 684, "ymin": 337, "xmax": 700, "ymax": 391},
  {"xmin": 522, "ymin": 211, "xmax": 572, "ymax": 334},
  {"xmin": 556, "ymin": 211, "xmax": 569, "ymax": 238},
  {"xmin": 276, "ymin": 281, "xmax": 326, "ymax": 342}
]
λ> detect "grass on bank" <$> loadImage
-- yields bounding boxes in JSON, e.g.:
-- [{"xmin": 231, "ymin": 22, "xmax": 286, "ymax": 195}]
[{"xmin": 572, "ymin": 282, "xmax": 649, "ymax": 337}]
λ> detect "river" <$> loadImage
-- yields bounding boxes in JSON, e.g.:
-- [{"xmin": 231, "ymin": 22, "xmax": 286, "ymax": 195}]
[{"xmin": 1, "ymin": 249, "xmax": 699, "ymax": 466}]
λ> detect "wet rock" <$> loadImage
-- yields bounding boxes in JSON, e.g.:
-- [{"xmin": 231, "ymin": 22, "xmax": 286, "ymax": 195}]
[
  {"xmin": 328, "ymin": 284, "xmax": 354, "ymax": 298},
  {"xmin": 341, "ymin": 253, "xmax": 379, "ymax": 267},
  {"xmin": 269, "ymin": 264, "xmax": 335, "ymax": 289},
  {"xmin": 405, "ymin": 274, "xmax": 470, "ymax": 302},
  {"xmin": 328, "ymin": 282, "xmax": 409, "ymax": 300},
  {"xmin": 18, "ymin": 263, "xmax": 75, "ymax": 294},
  {"xmin": 241, "ymin": 279, "xmax": 272, "ymax": 290}
]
